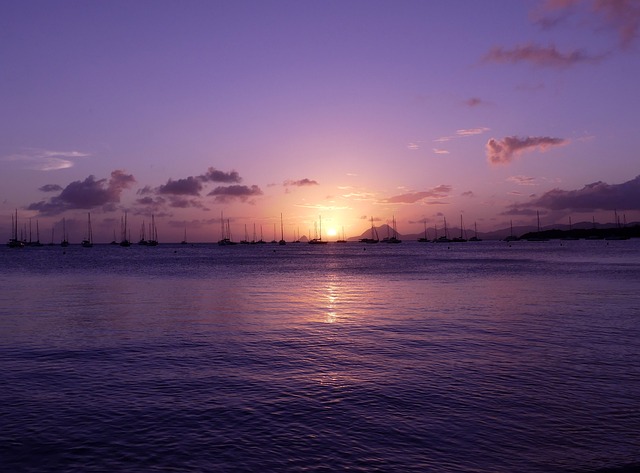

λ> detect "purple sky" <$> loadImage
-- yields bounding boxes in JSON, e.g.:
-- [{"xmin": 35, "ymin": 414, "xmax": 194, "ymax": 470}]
[{"xmin": 2, "ymin": 0, "xmax": 640, "ymax": 242}]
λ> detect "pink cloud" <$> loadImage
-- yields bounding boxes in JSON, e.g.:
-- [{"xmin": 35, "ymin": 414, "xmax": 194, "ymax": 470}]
[{"xmin": 486, "ymin": 136, "xmax": 568, "ymax": 165}]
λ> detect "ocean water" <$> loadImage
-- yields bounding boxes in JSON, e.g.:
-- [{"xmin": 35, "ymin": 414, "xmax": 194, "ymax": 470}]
[{"xmin": 1, "ymin": 240, "xmax": 639, "ymax": 473}]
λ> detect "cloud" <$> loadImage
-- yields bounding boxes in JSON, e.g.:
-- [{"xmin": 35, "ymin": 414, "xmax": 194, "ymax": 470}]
[
  {"xmin": 515, "ymin": 175, "xmax": 640, "ymax": 211},
  {"xmin": 380, "ymin": 185, "xmax": 452, "ymax": 204},
  {"xmin": 433, "ymin": 148, "xmax": 450, "ymax": 155},
  {"xmin": 407, "ymin": 142, "xmax": 421, "ymax": 150},
  {"xmin": 534, "ymin": 0, "xmax": 640, "ymax": 49},
  {"xmin": 27, "ymin": 170, "xmax": 136, "ymax": 215},
  {"xmin": 486, "ymin": 136, "xmax": 568, "ymax": 165},
  {"xmin": 284, "ymin": 178, "xmax": 319, "ymax": 187},
  {"xmin": 207, "ymin": 185, "xmax": 263, "ymax": 203},
  {"xmin": 157, "ymin": 176, "xmax": 203, "ymax": 196},
  {"xmin": 508, "ymin": 175, "xmax": 538, "ymax": 186},
  {"xmin": 3, "ymin": 149, "xmax": 91, "ymax": 171},
  {"xmin": 483, "ymin": 43, "xmax": 604, "ymax": 67},
  {"xmin": 457, "ymin": 127, "xmax": 490, "ymax": 136},
  {"xmin": 199, "ymin": 167, "xmax": 242, "ymax": 183},
  {"xmin": 39, "ymin": 184, "xmax": 63, "ymax": 192},
  {"xmin": 464, "ymin": 97, "xmax": 486, "ymax": 107},
  {"xmin": 462, "ymin": 191, "xmax": 475, "ymax": 197}
]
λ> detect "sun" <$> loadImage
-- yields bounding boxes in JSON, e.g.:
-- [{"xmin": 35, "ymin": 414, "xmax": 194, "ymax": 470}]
[{"xmin": 326, "ymin": 227, "xmax": 337, "ymax": 237}]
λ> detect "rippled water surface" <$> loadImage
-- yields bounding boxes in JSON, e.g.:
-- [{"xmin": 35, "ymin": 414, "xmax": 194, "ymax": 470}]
[{"xmin": 1, "ymin": 241, "xmax": 639, "ymax": 472}]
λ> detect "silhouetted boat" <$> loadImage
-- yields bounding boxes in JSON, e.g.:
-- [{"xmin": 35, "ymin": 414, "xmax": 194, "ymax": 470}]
[
  {"xmin": 382, "ymin": 216, "xmax": 401, "ymax": 243},
  {"xmin": 336, "ymin": 226, "xmax": 347, "ymax": 243},
  {"xmin": 526, "ymin": 211, "xmax": 549, "ymax": 241},
  {"xmin": 418, "ymin": 219, "xmax": 429, "ymax": 242},
  {"xmin": 503, "ymin": 220, "xmax": 518, "ymax": 242},
  {"xmin": 7, "ymin": 209, "xmax": 24, "ymax": 248},
  {"xmin": 451, "ymin": 215, "xmax": 467, "ymax": 242},
  {"xmin": 147, "ymin": 215, "xmax": 158, "ymax": 246},
  {"xmin": 61, "ymin": 218, "xmax": 69, "ymax": 247},
  {"xmin": 279, "ymin": 214, "xmax": 287, "ymax": 245},
  {"xmin": 434, "ymin": 217, "xmax": 451, "ymax": 243},
  {"xmin": 308, "ymin": 215, "xmax": 328, "ymax": 244},
  {"xmin": 360, "ymin": 216, "xmax": 379, "ymax": 243},
  {"xmin": 181, "ymin": 224, "xmax": 188, "ymax": 245},
  {"xmin": 218, "ymin": 212, "xmax": 237, "ymax": 245},
  {"xmin": 469, "ymin": 222, "xmax": 482, "ymax": 242},
  {"xmin": 81, "ymin": 212, "xmax": 93, "ymax": 248},
  {"xmin": 119, "ymin": 213, "xmax": 131, "ymax": 247}
]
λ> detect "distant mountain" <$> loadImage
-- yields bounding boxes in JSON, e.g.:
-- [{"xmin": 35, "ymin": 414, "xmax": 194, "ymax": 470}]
[{"xmin": 349, "ymin": 221, "xmax": 640, "ymax": 241}]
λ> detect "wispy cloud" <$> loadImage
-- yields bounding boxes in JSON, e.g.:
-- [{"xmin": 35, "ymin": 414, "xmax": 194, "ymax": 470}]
[
  {"xmin": 457, "ymin": 127, "xmax": 491, "ymax": 137},
  {"xmin": 534, "ymin": 0, "xmax": 640, "ymax": 49},
  {"xmin": 464, "ymin": 97, "xmax": 487, "ymax": 107},
  {"xmin": 483, "ymin": 43, "xmax": 604, "ymax": 68},
  {"xmin": 3, "ymin": 148, "xmax": 91, "ymax": 171},
  {"xmin": 486, "ymin": 136, "xmax": 568, "ymax": 165},
  {"xmin": 28, "ymin": 170, "xmax": 136, "ymax": 215},
  {"xmin": 283, "ymin": 178, "xmax": 319, "ymax": 187},
  {"xmin": 433, "ymin": 148, "xmax": 450, "ymax": 155},
  {"xmin": 508, "ymin": 175, "xmax": 538, "ymax": 186},
  {"xmin": 379, "ymin": 185, "xmax": 452, "ymax": 204}
]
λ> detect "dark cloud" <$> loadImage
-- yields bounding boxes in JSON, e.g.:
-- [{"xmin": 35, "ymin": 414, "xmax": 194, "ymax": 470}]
[
  {"xmin": 513, "ymin": 175, "xmax": 640, "ymax": 212},
  {"xmin": 534, "ymin": 0, "xmax": 640, "ymax": 49},
  {"xmin": 486, "ymin": 136, "xmax": 568, "ymax": 165},
  {"xmin": 39, "ymin": 184, "xmax": 63, "ymax": 192},
  {"xmin": 157, "ymin": 176, "xmax": 203, "ymax": 196},
  {"xmin": 199, "ymin": 167, "xmax": 242, "ymax": 183},
  {"xmin": 207, "ymin": 185, "xmax": 263, "ymax": 203},
  {"xmin": 380, "ymin": 185, "xmax": 452, "ymax": 204},
  {"xmin": 284, "ymin": 178, "xmax": 319, "ymax": 187},
  {"xmin": 28, "ymin": 170, "xmax": 136, "ymax": 215},
  {"xmin": 483, "ymin": 43, "xmax": 604, "ymax": 67}
]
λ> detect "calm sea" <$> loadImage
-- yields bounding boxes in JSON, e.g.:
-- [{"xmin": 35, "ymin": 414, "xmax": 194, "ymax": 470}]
[{"xmin": 1, "ymin": 240, "xmax": 639, "ymax": 473}]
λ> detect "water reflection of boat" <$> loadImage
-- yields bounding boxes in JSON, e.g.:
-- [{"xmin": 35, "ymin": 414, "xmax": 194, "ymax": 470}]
[
  {"xmin": 81, "ymin": 213, "xmax": 93, "ymax": 248},
  {"xmin": 360, "ymin": 216, "xmax": 379, "ymax": 243}
]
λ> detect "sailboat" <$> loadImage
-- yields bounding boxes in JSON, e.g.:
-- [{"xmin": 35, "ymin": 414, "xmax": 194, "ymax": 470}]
[
  {"xmin": 336, "ymin": 226, "xmax": 347, "ymax": 243},
  {"xmin": 451, "ymin": 215, "xmax": 467, "ymax": 242},
  {"xmin": 418, "ymin": 219, "xmax": 429, "ymax": 242},
  {"xmin": 382, "ymin": 215, "xmax": 401, "ymax": 243},
  {"xmin": 279, "ymin": 213, "xmax": 287, "ymax": 245},
  {"xmin": 119, "ymin": 212, "xmax": 131, "ymax": 246},
  {"xmin": 503, "ymin": 220, "xmax": 518, "ymax": 242},
  {"xmin": 218, "ymin": 212, "xmax": 237, "ymax": 245},
  {"xmin": 435, "ymin": 216, "xmax": 451, "ymax": 243},
  {"xmin": 180, "ymin": 224, "xmax": 188, "ymax": 244},
  {"xmin": 469, "ymin": 222, "xmax": 482, "ymax": 242},
  {"xmin": 147, "ymin": 215, "xmax": 158, "ymax": 246},
  {"xmin": 308, "ymin": 215, "xmax": 328, "ymax": 244},
  {"xmin": 360, "ymin": 216, "xmax": 379, "ymax": 243},
  {"xmin": 81, "ymin": 212, "xmax": 93, "ymax": 247},
  {"xmin": 526, "ymin": 211, "xmax": 549, "ymax": 241},
  {"xmin": 7, "ymin": 209, "xmax": 25, "ymax": 248},
  {"xmin": 561, "ymin": 216, "xmax": 579, "ymax": 240},
  {"xmin": 61, "ymin": 218, "xmax": 69, "ymax": 247}
]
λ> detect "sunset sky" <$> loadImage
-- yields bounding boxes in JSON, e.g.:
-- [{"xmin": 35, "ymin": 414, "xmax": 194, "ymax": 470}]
[{"xmin": 2, "ymin": 0, "xmax": 640, "ymax": 242}]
